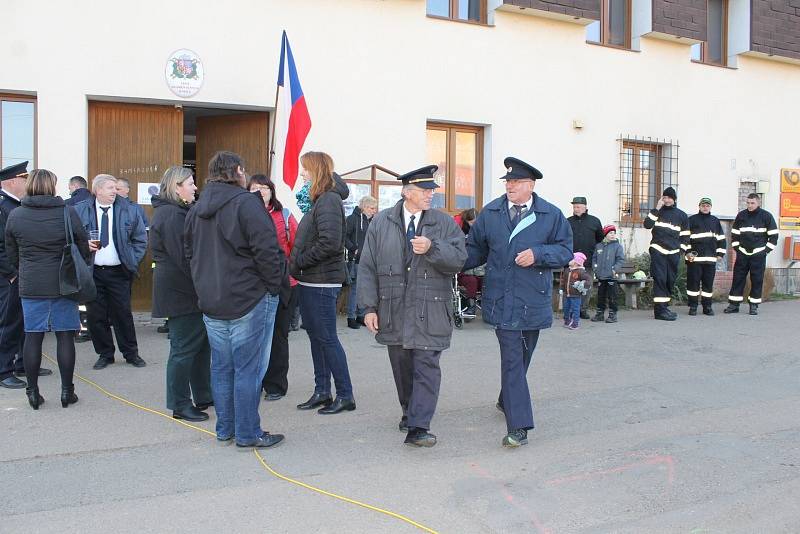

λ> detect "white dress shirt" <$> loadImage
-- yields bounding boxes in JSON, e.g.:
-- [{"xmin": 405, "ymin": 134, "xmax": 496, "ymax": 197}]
[
  {"xmin": 94, "ymin": 201, "xmax": 122, "ymax": 266},
  {"xmin": 403, "ymin": 204, "xmax": 423, "ymax": 235}
]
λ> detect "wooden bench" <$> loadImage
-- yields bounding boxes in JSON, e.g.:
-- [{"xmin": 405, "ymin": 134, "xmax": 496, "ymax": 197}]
[{"xmin": 616, "ymin": 261, "xmax": 653, "ymax": 309}]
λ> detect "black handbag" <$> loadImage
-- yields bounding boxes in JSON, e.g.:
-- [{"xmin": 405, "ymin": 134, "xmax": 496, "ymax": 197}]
[{"xmin": 59, "ymin": 207, "xmax": 97, "ymax": 303}]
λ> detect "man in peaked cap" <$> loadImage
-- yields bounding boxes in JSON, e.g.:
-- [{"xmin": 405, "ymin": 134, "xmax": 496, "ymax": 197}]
[
  {"xmin": 358, "ymin": 165, "xmax": 466, "ymax": 447},
  {"xmin": 463, "ymin": 157, "xmax": 573, "ymax": 448},
  {"xmin": 0, "ymin": 162, "xmax": 52, "ymax": 388},
  {"xmin": 643, "ymin": 186, "xmax": 690, "ymax": 321}
]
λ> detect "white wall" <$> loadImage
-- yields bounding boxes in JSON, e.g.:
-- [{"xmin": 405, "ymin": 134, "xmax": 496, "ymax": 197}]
[{"xmin": 2, "ymin": 0, "xmax": 799, "ymax": 266}]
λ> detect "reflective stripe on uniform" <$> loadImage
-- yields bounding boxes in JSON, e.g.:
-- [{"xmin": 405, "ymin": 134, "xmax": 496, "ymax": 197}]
[
  {"xmin": 738, "ymin": 246, "xmax": 766, "ymax": 255},
  {"xmin": 655, "ymin": 221, "xmax": 681, "ymax": 232},
  {"xmin": 731, "ymin": 241, "xmax": 740, "ymax": 247},
  {"xmin": 766, "ymin": 242, "xmax": 776, "ymax": 250},
  {"xmin": 680, "ymin": 230, "xmax": 691, "ymax": 236},
  {"xmin": 728, "ymin": 295, "xmax": 744, "ymax": 302},
  {"xmin": 653, "ymin": 296, "xmax": 671, "ymax": 303},
  {"xmin": 739, "ymin": 226, "xmax": 767, "ymax": 233},
  {"xmin": 647, "ymin": 212, "xmax": 658, "ymax": 221},
  {"xmin": 767, "ymin": 229, "xmax": 779, "ymax": 235},
  {"xmin": 686, "ymin": 290, "xmax": 700, "ymax": 297},
  {"xmin": 731, "ymin": 228, "xmax": 740, "ymax": 235},
  {"xmin": 690, "ymin": 231, "xmax": 714, "ymax": 239},
  {"xmin": 680, "ymin": 244, "xmax": 691, "ymax": 250},
  {"xmin": 701, "ymin": 291, "xmax": 713, "ymax": 298},
  {"xmin": 692, "ymin": 256, "xmax": 717, "ymax": 262},
  {"xmin": 748, "ymin": 297, "xmax": 762, "ymax": 303},
  {"xmin": 650, "ymin": 243, "xmax": 680, "ymax": 255},
  {"xmin": 716, "ymin": 234, "xmax": 726, "ymax": 241},
  {"xmin": 715, "ymin": 248, "xmax": 726, "ymax": 255}
]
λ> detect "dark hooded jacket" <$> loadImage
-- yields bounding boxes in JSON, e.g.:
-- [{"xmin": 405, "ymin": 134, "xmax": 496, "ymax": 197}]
[
  {"xmin": 184, "ymin": 181, "xmax": 285, "ymax": 320},
  {"xmin": 65, "ymin": 187, "xmax": 91, "ymax": 206},
  {"xmin": 290, "ymin": 174, "xmax": 350, "ymax": 284},
  {"xmin": 4, "ymin": 195, "xmax": 90, "ymax": 298},
  {"xmin": 150, "ymin": 195, "xmax": 198, "ymax": 318}
]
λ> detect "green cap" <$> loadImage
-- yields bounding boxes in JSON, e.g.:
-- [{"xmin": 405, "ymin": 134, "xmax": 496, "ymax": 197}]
[{"xmin": 699, "ymin": 197, "xmax": 712, "ymax": 206}]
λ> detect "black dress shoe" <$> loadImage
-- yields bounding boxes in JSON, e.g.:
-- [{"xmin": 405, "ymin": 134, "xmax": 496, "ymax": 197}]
[
  {"xmin": 398, "ymin": 415, "xmax": 408, "ymax": 432},
  {"xmin": 703, "ymin": 306, "xmax": 715, "ymax": 316},
  {"xmin": 264, "ymin": 392, "xmax": 284, "ymax": 401},
  {"xmin": 318, "ymin": 397, "xmax": 356, "ymax": 414},
  {"xmin": 15, "ymin": 367, "xmax": 52, "ymax": 377},
  {"xmin": 93, "ymin": 357, "xmax": 114, "ymax": 370},
  {"xmin": 126, "ymin": 355, "xmax": 147, "ymax": 368},
  {"xmin": 347, "ymin": 318, "xmax": 361, "ymax": 329},
  {"xmin": 404, "ymin": 428, "xmax": 437, "ymax": 447},
  {"xmin": 723, "ymin": 304, "xmax": 739, "ymax": 314},
  {"xmin": 173, "ymin": 407, "xmax": 210, "ymax": 422},
  {"xmin": 0, "ymin": 376, "xmax": 26, "ymax": 389},
  {"xmin": 195, "ymin": 401, "xmax": 214, "ymax": 411},
  {"xmin": 236, "ymin": 432, "xmax": 285, "ymax": 449},
  {"xmin": 297, "ymin": 393, "xmax": 332, "ymax": 410}
]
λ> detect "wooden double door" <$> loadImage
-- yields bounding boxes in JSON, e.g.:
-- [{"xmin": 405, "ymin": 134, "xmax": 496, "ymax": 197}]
[{"xmin": 88, "ymin": 101, "xmax": 269, "ymax": 310}]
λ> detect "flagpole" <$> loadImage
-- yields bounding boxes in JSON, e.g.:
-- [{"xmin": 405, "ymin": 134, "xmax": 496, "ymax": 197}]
[{"xmin": 266, "ymin": 31, "xmax": 285, "ymax": 181}]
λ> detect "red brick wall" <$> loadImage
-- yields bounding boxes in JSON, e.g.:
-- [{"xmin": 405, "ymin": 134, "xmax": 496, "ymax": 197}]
[
  {"xmin": 652, "ymin": 0, "xmax": 708, "ymax": 40},
  {"xmin": 504, "ymin": 0, "xmax": 601, "ymax": 21},
  {"xmin": 750, "ymin": 0, "xmax": 800, "ymax": 61}
]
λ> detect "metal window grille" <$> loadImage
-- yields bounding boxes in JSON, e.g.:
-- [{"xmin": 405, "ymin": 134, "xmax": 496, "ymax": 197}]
[{"xmin": 617, "ymin": 135, "xmax": 679, "ymax": 226}]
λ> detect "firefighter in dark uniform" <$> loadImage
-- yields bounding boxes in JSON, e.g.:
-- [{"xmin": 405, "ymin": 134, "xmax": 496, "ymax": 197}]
[
  {"xmin": 685, "ymin": 197, "xmax": 726, "ymax": 316},
  {"xmin": 643, "ymin": 186, "xmax": 689, "ymax": 321},
  {"xmin": 0, "ymin": 162, "xmax": 52, "ymax": 388},
  {"xmin": 464, "ymin": 157, "xmax": 573, "ymax": 448},
  {"xmin": 724, "ymin": 193, "xmax": 779, "ymax": 316}
]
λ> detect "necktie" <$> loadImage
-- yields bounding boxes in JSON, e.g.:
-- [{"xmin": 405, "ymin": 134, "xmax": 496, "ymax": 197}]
[
  {"xmin": 406, "ymin": 214, "xmax": 416, "ymax": 251},
  {"xmin": 100, "ymin": 206, "xmax": 110, "ymax": 248},
  {"xmin": 511, "ymin": 204, "xmax": 527, "ymax": 228}
]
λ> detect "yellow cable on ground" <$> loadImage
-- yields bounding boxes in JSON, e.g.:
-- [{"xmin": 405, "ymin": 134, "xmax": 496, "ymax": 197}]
[{"xmin": 41, "ymin": 354, "xmax": 438, "ymax": 533}]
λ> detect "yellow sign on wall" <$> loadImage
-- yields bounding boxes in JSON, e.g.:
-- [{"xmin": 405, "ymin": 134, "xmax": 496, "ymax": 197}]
[{"xmin": 781, "ymin": 168, "xmax": 800, "ymax": 193}]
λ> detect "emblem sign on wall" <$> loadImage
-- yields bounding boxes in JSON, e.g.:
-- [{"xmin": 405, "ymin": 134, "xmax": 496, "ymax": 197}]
[
  {"xmin": 165, "ymin": 49, "xmax": 204, "ymax": 98},
  {"xmin": 779, "ymin": 168, "xmax": 800, "ymax": 230}
]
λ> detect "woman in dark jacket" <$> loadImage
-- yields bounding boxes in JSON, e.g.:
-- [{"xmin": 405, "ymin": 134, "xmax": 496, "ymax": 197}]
[
  {"xmin": 247, "ymin": 173, "xmax": 298, "ymax": 401},
  {"xmin": 150, "ymin": 166, "xmax": 212, "ymax": 422},
  {"xmin": 290, "ymin": 151, "xmax": 355, "ymax": 415},
  {"xmin": 5, "ymin": 169, "xmax": 90, "ymax": 410}
]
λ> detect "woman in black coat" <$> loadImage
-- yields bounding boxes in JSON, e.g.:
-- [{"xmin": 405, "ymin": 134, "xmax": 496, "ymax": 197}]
[
  {"xmin": 150, "ymin": 166, "xmax": 212, "ymax": 422},
  {"xmin": 290, "ymin": 151, "xmax": 355, "ymax": 415},
  {"xmin": 4, "ymin": 169, "xmax": 90, "ymax": 410}
]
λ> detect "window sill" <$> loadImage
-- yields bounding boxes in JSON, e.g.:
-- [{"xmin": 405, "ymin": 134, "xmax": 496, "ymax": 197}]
[
  {"xmin": 690, "ymin": 59, "xmax": 737, "ymax": 70},
  {"xmin": 426, "ymin": 14, "xmax": 493, "ymax": 27},
  {"xmin": 586, "ymin": 40, "xmax": 639, "ymax": 53}
]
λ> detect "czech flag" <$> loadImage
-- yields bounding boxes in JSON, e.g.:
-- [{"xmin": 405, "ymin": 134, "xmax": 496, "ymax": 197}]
[{"xmin": 272, "ymin": 31, "xmax": 311, "ymax": 190}]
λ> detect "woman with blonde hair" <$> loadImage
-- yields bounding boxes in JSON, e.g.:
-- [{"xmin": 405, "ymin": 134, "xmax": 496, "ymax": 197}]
[
  {"xmin": 5, "ymin": 169, "xmax": 91, "ymax": 409},
  {"xmin": 290, "ymin": 151, "xmax": 355, "ymax": 414},
  {"xmin": 150, "ymin": 165, "xmax": 212, "ymax": 422}
]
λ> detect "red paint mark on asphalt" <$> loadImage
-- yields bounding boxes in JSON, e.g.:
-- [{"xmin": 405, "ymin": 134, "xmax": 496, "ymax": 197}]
[
  {"xmin": 546, "ymin": 455, "xmax": 675, "ymax": 488},
  {"xmin": 470, "ymin": 462, "xmax": 553, "ymax": 534}
]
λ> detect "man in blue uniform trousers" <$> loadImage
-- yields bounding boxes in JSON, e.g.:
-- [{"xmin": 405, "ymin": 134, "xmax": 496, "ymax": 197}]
[{"xmin": 464, "ymin": 157, "xmax": 573, "ymax": 448}]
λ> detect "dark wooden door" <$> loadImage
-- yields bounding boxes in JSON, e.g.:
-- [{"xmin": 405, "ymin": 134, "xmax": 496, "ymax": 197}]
[
  {"xmin": 88, "ymin": 101, "xmax": 184, "ymax": 311},
  {"xmin": 195, "ymin": 112, "xmax": 269, "ymax": 186}
]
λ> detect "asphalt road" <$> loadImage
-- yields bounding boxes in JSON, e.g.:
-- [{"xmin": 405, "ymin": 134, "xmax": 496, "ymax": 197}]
[{"xmin": 2, "ymin": 301, "xmax": 799, "ymax": 533}]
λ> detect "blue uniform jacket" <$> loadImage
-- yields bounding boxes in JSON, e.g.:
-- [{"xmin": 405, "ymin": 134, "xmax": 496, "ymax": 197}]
[{"xmin": 465, "ymin": 193, "xmax": 573, "ymax": 330}]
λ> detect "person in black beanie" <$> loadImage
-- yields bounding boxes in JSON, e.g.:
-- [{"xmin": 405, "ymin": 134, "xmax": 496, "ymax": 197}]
[{"xmin": 643, "ymin": 186, "xmax": 689, "ymax": 321}]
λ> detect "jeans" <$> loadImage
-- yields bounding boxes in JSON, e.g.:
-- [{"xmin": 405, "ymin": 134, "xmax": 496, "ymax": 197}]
[
  {"xmin": 203, "ymin": 293, "xmax": 279, "ymax": 443},
  {"xmin": 298, "ymin": 285, "xmax": 354, "ymax": 400},
  {"xmin": 166, "ymin": 312, "xmax": 212, "ymax": 411},
  {"xmin": 346, "ymin": 267, "xmax": 362, "ymax": 319},
  {"xmin": 564, "ymin": 296, "xmax": 582, "ymax": 326}
]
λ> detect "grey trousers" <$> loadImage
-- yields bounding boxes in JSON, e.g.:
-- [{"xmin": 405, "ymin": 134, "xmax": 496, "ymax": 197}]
[{"xmin": 387, "ymin": 346, "xmax": 441, "ymax": 431}]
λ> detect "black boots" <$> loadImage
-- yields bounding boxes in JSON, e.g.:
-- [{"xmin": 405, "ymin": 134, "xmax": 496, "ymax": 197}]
[
  {"xmin": 61, "ymin": 384, "xmax": 78, "ymax": 408},
  {"xmin": 688, "ymin": 306, "xmax": 697, "ymax": 316},
  {"xmin": 605, "ymin": 311, "xmax": 617, "ymax": 323},
  {"xmin": 749, "ymin": 303, "xmax": 759, "ymax": 315},
  {"xmin": 26, "ymin": 387, "xmax": 45, "ymax": 410},
  {"xmin": 703, "ymin": 305, "xmax": 715, "ymax": 316},
  {"xmin": 723, "ymin": 303, "xmax": 739, "ymax": 314},
  {"xmin": 654, "ymin": 304, "xmax": 677, "ymax": 321}
]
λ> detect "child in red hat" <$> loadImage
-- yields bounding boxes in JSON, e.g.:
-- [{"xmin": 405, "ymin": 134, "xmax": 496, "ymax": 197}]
[{"xmin": 560, "ymin": 252, "xmax": 592, "ymax": 329}]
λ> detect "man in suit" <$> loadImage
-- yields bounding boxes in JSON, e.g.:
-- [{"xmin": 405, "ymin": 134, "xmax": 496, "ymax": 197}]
[
  {"xmin": 74, "ymin": 174, "xmax": 148, "ymax": 369},
  {"xmin": 0, "ymin": 162, "xmax": 52, "ymax": 388}
]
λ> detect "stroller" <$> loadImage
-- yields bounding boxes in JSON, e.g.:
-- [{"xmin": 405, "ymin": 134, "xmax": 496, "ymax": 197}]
[{"xmin": 451, "ymin": 274, "xmax": 480, "ymax": 329}]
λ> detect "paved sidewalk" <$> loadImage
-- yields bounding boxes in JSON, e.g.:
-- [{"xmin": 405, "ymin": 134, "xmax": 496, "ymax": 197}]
[{"xmin": 2, "ymin": 301, "xmax": 799, "ymax": 533}]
